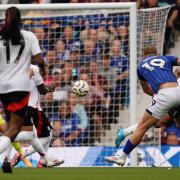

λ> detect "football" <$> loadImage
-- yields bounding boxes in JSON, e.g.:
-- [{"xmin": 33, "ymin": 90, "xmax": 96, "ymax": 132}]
[{"xmin": 72, "ymin": 80, "xmax": 89, "ymax": 97}]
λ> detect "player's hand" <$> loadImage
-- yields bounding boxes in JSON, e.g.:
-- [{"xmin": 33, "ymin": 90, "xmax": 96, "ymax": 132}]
[{"xmin": 45, "ymin": 84, "xmax": 55, "ymax": 93}]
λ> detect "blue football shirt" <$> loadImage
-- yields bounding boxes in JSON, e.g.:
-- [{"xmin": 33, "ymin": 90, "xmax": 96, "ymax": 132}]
[{"xmin": 137, "ymin": 55, "xmax": 178, "ymax": 93}]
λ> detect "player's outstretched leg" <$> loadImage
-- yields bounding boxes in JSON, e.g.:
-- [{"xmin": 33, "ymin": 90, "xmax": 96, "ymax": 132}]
[
  {"xmin": 11, "ymin": 142, "xmax": 32, "ymax": 167},
  {"xmin": 115, "ymin": 123, "xmax": 138, "ymax": 147},
  {"xmin": 106, "ymin": 112, "xmax": 157, "ymax": 166},
  {"xmin": 14, "ymin": 126, "xmax": 64, "ymax": 167}
]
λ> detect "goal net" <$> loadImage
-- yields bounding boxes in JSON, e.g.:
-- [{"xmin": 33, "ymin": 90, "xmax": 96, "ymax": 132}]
[{"xmin": 0, "ymin": 3, "xmax": 170, "ymax": 167}]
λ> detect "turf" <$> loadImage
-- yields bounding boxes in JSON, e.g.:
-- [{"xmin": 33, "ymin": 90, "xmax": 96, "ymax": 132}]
[{"xmin": 0, "ymin": 168, "xmax": 179, "ymax": 180}]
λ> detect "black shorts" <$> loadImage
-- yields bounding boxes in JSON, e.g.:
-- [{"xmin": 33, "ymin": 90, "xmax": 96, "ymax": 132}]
[
  {"xmin": 25, "ymin": 106, "xmax": 52, "ymax": 138},
  {"xmin": 0, "ymin": 91, "xmax": 29, "ymax": 120}
]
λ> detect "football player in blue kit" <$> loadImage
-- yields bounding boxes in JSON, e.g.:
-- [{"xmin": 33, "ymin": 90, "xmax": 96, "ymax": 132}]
[{"xmin": 105, "ymin": 48, "xmax": 180, "ymax": 166}]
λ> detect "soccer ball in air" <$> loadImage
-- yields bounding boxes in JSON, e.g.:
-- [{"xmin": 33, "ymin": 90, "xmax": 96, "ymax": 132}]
[{"xmin": 72, "ymin": 80, "xmax": 89, "ymax": 97}]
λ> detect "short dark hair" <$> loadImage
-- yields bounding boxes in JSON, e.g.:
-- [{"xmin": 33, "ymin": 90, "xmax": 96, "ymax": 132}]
[
  {"xmin": 0, "ymin": 7, "xmax": 22, "ymax": 45},
  {"xmin": 101, "ymin": 54, "xmax": 110, "ymax": 60}
]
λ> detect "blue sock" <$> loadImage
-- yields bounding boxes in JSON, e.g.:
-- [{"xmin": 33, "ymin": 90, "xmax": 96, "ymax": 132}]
[{"xmin": 123, "ymin": 139, "xmax": 137, "ymax": 155}]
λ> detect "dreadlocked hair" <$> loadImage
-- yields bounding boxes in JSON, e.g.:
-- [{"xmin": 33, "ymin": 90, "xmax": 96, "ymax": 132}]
[{"xmin": 0, "ymin": 7, "xmax": 22, "ymax": 45}]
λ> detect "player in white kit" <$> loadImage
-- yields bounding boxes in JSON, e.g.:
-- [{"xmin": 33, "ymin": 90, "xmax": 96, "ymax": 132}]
[
  {"xmin": 0, "ymin": 7, "xmax": 46, "ymax": 173},
  {"xmin": 11, "ymin": 65, "xmax": 64, "ymax": 167}
]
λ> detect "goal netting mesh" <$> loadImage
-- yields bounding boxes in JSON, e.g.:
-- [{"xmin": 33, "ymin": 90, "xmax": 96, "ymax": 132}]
[{"xmin": 0, "ymin": 4, "xmax": 170, "ymax": 167}]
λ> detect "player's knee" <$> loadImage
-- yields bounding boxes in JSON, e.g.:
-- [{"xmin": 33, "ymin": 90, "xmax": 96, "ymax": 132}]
[{"xmin": 10, "ymin": 124, "xmax": 21, "ymax": 136}]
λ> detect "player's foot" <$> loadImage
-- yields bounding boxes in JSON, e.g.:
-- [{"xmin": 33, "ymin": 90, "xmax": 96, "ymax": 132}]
[
  {"xmin": 22, "ymin": 158, "xmax": 33, "ymax": 167},
  {"xmin": 2, "ymin": 159, "xmax": 12, "ymax": 173},
  {"xmin": 37, "ymin": 161, "xmax": 44, "ymax": 168},
  {"xmin": 41, "ymin": 157, "xmax": 64, "ymax": 167},
  {"xmin": 105, "ymin": 155, "xmax": 125, "ymax": 166},
  {"xmin": 115, "ymin": 128, "xmax": 125, "ymax": 147},
  {"xmin": 11, "ymin": 153, "xmax": 22, "ymax": 167}
]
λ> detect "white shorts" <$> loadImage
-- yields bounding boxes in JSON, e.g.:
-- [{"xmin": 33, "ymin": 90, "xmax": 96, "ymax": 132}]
[{"xmin": 146, "ymin": 86, "xmax": 180, "ymax": 119}]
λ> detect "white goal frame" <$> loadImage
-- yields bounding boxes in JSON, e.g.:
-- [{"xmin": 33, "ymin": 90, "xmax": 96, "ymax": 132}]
[{"xmin": 0, "ymin": 2, "xmax": 137, "ymax": 166}]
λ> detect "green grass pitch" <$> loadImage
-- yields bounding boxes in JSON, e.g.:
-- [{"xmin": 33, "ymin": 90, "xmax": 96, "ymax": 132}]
[{"xmin": 0, "ymin": 168, "xmax": 179, "ymax": 180}]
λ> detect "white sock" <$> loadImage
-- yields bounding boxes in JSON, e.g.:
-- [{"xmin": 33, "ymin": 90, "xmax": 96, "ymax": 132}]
[
  {"xmin": 123, "ymin": 123, "xmax": 138, "ymax": 136},
  {"xmin": 39, "ymin": 136, "xmax": 51, "ymax": 153},
  {"xmin": 15, "ymin": 131, "xmax": 33, "ymax": 141},
  {"xmin": 22, "ymin": 136, "xmax": 51, "ymax": 159},
  {"xmin": 29, "ymin": 126, "xmax": 47, "ymax": 157},
  {"xmin": 0, "ymin": 136, "xmax": 11, "ymax": 154},
  {"xmin": 0, "ymin": 136, "xmax": 12, "ymax": 161},
  {"xmin": 3, "ymin": 144, "xmax": 12, "ymax": 161}
]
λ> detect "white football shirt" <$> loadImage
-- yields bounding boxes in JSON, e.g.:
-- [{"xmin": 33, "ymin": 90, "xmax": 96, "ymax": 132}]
[
  {"xmin": 28, "ymin": 65, "xmax": 43, "ymax": 111},
  {"xmin": 0, "ymin": 30, "xmax": 41, "ymax": 93}
]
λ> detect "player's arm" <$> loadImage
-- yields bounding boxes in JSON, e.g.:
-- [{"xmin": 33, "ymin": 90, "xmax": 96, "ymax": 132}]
[
  {"xmin": 140, "ymin": 80, "xmax": 153, "ymax": 96},
  {"xmin": 37, "ymin": 83, "xmax": 55, "ymax": 95},
  {"xmin": 30, "ymin": 32, "xmax": 46, "ymax": 76},
  {"xmin": 32, "ymin": 53, "xmax": 46, "ymax": 77},
  {"xmin": 32, "ymin": 65, "xmax": 55, "ymax": 95},
  {"xmin": 167, "ymin": 9, "xmax": 178, "ymax": 27}
]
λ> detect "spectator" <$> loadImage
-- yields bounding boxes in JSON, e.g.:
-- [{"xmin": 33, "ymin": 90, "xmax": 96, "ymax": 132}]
[
  {"xmin": 45, "ymin": 49, "xmax": 57, "ymax": 75},
  {"xmin": 110, "ymin": 39, "xmax": 129, "ymax": 107},
  {"xmin": 117, "ymin": 25, "xmax": 129, "ymax": 57},
  {"xmin": 51, "ymin": 69, "xmax": 68, "ymax": 101},
  {"xmin": 161, "ymin": 107, "xmax": 180, "ymax": 145},
  {"xmin": 137, "ymin": 0, "xmax": 144, "ymax": 9},
  {"xmin": 164, "ymin": 0, "xmax": 180, "ymax": 51},
  {"xmin": 62, "ymin": 25, "xmax": 78, "ymax": 50},
  {"xmin": 89, "ymin": 28, "xmax": 104, "ymax": 56},
  {"xmin": 69, "ymin": 92, "xmax": 89, "ymax": 144},
  {"xmin": 69, "ymin": 92, "xmax": 88, "ymax": 131},
  {"xmin": 80, "ymin": 38, "xmax": 99, "ymax": 64},
  {"xmin": 69, "ymin": 44, "xmax": 80, "ymax": 66},
  {"xmin": 99, "ymin": 54, "xmax": 119, "ymax": 123},
  {"xmin": 89, "ymin": 61, "xmax": 107, "ymax": 95},
  {"xmin": 107, "ymin": 19, "xmax": 118, "ymax": 43},
  {"xmin": 41, "ymin": 92, "xmax": 59, "ymax": 120},
  {"xmin": 80, "ymin": 72, "xmax": 107, "ymax": 144},
  {"xmin": 141, "ymin": 0, "xmax": 159, "ymax": 8},
  {"xmin": 55, "ymin": 39, "xmax": 70, "ymax": 62},
  {"xmin": 61, "ymin": 62, "xmax": 73, "ymax": 89},
  {"xmin": 51, "ymin": 119, "xmax": 63, "ymax": 147},
  {"xmin": 51, "ymin": 101, "xmax": 83, "ymax": 147},
  {"xmin": 165, "ymin": 134, "xmax": 179, "ymax": 145},
  {"xmin": 48, "ymin": 24, "xmax": 61, "ymax": 48},
  {"xmin": 97, "ymin": 27, "xmax": 110, "ymax": 45},
  {"xmin": 33, "ymin": 27, "xmax": 48, "ymax": 57},
  {"xmin": 69, "ymin": 45, "xmax": 81, "ymax": 81}
]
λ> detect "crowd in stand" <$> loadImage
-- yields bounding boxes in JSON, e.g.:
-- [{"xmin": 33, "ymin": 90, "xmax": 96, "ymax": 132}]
[
  {"xmin": 0, "ymin": 0, "xmax": 179, "ymax": 146},
  {"xmin": 35, "ymin": 14, "xmax": 130, "ymax": 146}
]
